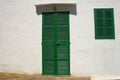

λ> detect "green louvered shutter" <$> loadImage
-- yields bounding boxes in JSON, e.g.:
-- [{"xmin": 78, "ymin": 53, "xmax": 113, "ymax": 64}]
[
  {"xmin": 95, "ymin": 9, "xmax": 104, "ymax": 39},
  {"xmin": 94, "ymin": 8, "xmax": 115, "ymax": 39},
  {"xmin": 42, "ymin": 13, "xmax": 55, "ymax": 75},
  {"xmin": 104, "ymin": 9, "xmax": 115, "ymax": 39},
  {"xmin": 56, "ymin": 12, "xmax": 70, "ymax": 75},
  {"xmin": 42, "ymin": 12, "xmax": 70, "ymax": 75}
]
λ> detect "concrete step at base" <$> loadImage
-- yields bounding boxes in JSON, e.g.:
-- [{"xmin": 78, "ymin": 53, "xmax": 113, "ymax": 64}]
[
  {"xmin": 41, "ymin": 76, "xmax": 90, "ymax": 80},
  {"xmin": 0, "ymin": 72, "xmax": 91, "ymax": 80}
]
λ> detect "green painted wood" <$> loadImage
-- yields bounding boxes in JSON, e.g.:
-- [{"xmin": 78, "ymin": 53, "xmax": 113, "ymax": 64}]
[
  {"xmin": 42, "ymin": 13, "xmax": 55, "ymax": 75},
  {"xmin": 42, "ymin": 12, "xmax": 70, "ymax": 75},
  {"xmin": 56, "ymin": 12, "xmax": 70, "ymax": 75},
  {"xmin": 94, "ymin": 8, "xmax": 115, "ymax": 39}
]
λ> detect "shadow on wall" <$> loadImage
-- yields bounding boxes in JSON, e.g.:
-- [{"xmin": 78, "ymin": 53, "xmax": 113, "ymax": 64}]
[{"xmin": 35, "ymin": 4, "xmax": 77, "ymax": 15}]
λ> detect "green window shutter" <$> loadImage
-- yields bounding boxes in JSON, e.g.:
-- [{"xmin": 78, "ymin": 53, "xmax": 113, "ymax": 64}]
[
  {"xmin": 95, "ymin": 9, "xmax": 104, "ymax": 39},
  {"xmin": 104, "ymin": 9, "xmax": 115, "ymax": 39},
  {"xmin": 94, "ymin": 8, "xmax": 115, "ymax": 39}
]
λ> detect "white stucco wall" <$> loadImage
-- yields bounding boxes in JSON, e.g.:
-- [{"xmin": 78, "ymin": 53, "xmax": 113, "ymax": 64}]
[
  {"xmin": 0, "ymin": 0, "xmax": 120, "ymax": 78},
  {"xmin": 0, "ymin": 0, "xmax": 42, "ymax": 74}
]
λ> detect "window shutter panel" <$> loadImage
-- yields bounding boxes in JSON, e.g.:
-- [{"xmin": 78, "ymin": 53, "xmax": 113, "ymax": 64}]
[
  {"xmin": 42, "ymin": 13, "xmax": 55, "ymax": 75},
  {"xmin": 104, "ymin": 9, "xmax": 115, "ymax": 39},
  {"xmin": 56, "ymin": 12, "xmax": 70, "ymax": 75},
  {"xmin": 95, "ymin": 9, "xmax": 104, "ymax": 39}
]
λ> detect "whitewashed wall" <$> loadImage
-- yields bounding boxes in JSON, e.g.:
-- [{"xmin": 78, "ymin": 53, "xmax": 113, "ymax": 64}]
[
  {"xmin": 0, "ymin": 0, "xmax": 120, "ymax": 78},
  {"xmin": 0, "ymin": 0, "xmax": 42, "ymax": 74}
]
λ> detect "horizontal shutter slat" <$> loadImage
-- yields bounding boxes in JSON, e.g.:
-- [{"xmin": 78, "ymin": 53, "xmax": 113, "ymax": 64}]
[
  {"xmin": 43, "ymin": 13, "xmax": 54, "ymax": 26},
  {"xmin": 43, "ymin": 27, "xmax": 54, "ymax": 41},
  {"xmin": 57, "ymin": 61, "xmax": 69, "ymax": 75},
  {"xmin": 95, "ymin": 10, "xmax": 103, "ymax": 18},
  {"xmin": 105, "ymin": 28, "xmax": 113, "ymax": 36},
  {"xmin": 43, "ymin": 61, "xmax": 55, "ymax": 74},
  {"xmin": 58, "ymin": 13, "xmax": 69, "ymax": 26},
  {"xmin": 96, "ymin": 19, "xmax": 104, "ymax": 27},
  {"xmin": 105, "ymin": 19, "xmax": 112, "ymax": 27},
  {"xmin": 105, "ymin": 10, "xmax": 112, "ymax": 18},
  {"xmin": 43, "ymin": 45, "xmax": 55, "ymax": 59},
  {"xmin": 96, "ymin": 28, "xmax": 104, "ymax": 37},
  {"xmin": 57, "ymin": 45, "xmax": 69, "ymax": 59},
  {"xmin": 57, "ymin": 27, "xmax": 69, "ymax": 40}
]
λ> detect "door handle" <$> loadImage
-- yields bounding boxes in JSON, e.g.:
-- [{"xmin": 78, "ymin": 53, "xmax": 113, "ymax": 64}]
[{"xmin": 56, "ymin": 42, "xmax": 60, "ymax": 45}]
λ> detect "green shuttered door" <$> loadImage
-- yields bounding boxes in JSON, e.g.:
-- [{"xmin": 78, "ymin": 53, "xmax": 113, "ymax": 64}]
[{"xmin": 42, "ymin": 12, "xmax": 70, "ymax": 75}]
